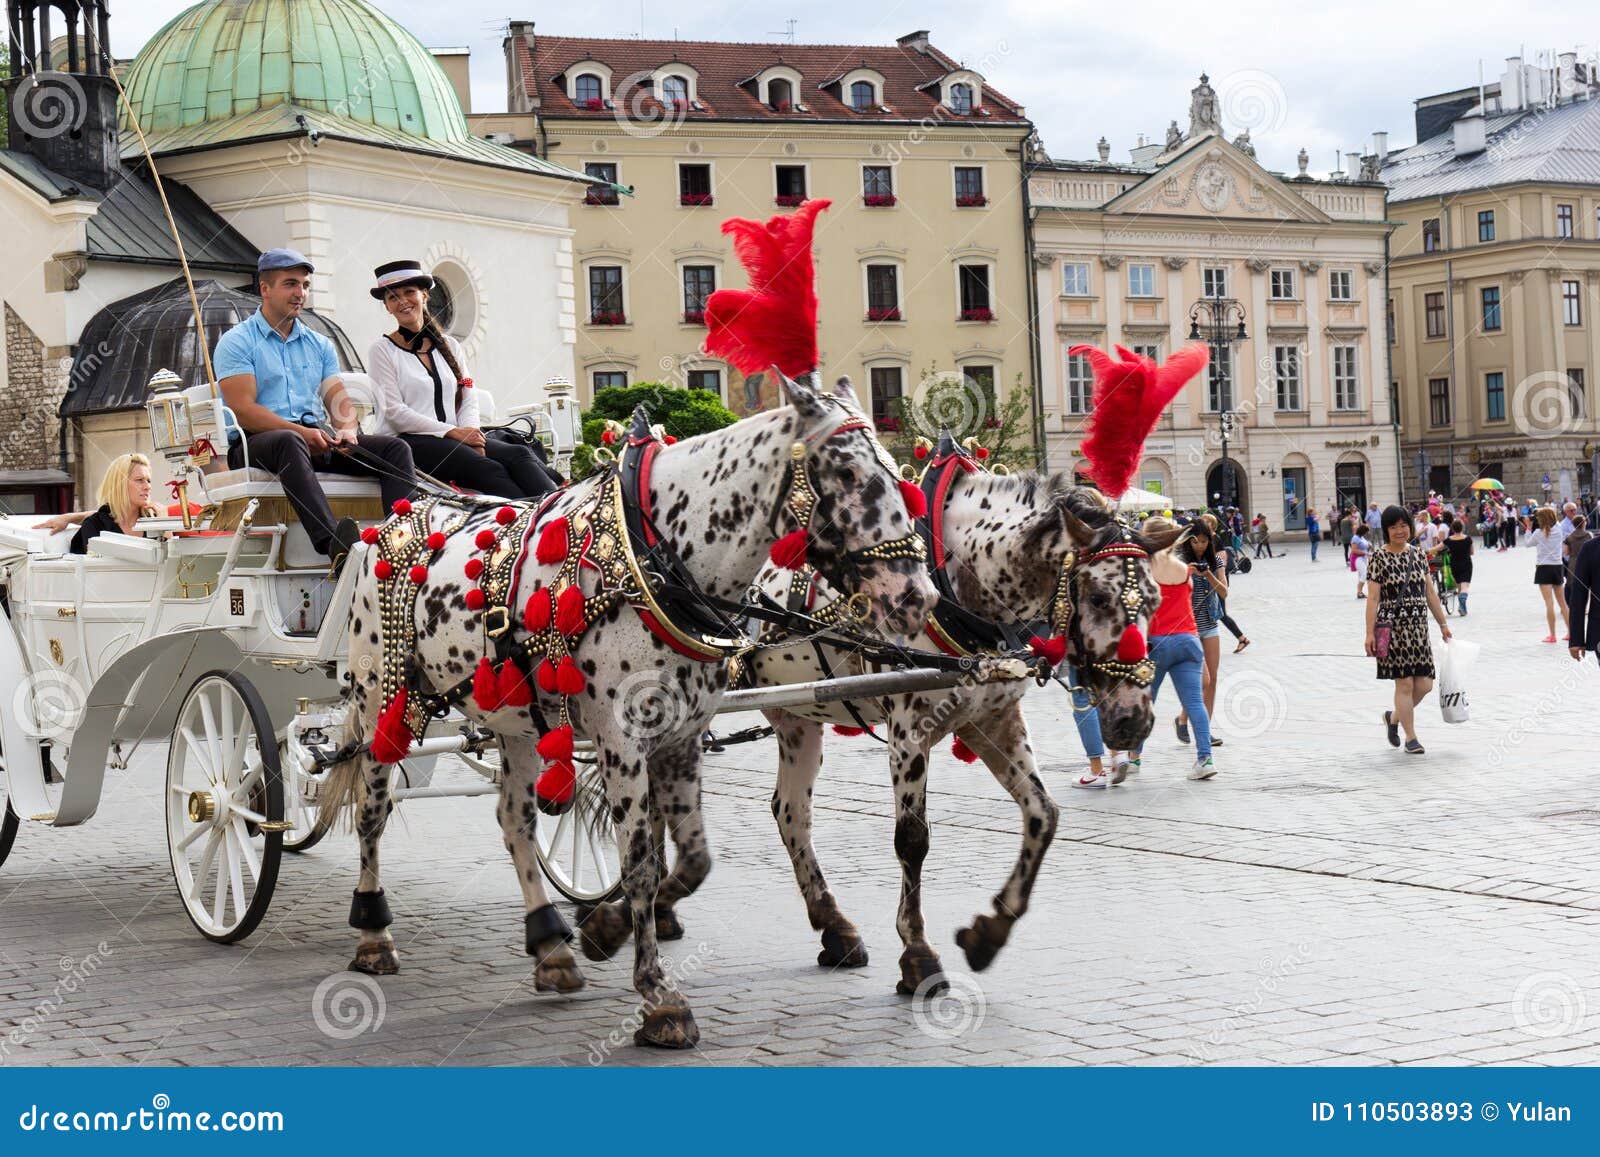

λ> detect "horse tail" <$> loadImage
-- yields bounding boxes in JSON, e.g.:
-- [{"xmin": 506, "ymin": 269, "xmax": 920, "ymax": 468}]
[{"xmin": 315, "ymin": 704, "xmax": 369, "ymax": 830}]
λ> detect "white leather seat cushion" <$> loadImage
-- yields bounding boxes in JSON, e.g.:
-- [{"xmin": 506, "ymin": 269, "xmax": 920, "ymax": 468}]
[{"xmin": 203, "ymin": 468, "xmax": 382, "ymax": 504}]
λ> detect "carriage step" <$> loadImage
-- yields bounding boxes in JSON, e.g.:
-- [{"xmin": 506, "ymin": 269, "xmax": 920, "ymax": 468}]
[{"xmin": 29, "ymin": 812, "xmax": 56, "ymax": 823}]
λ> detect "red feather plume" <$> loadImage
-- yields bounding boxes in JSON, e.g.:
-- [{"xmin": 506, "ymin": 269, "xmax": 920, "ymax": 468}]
[
  {"xmin": 1067, "ymin": 342, "xmax": 1209, "ymax": 498},
  {"xmin": 702, "ymin": 199, "xmax": 831, "ymax": 378}
]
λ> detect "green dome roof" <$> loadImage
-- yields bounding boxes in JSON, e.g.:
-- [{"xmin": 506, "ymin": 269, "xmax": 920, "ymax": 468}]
[{"xmin": 121, "ymin": 0, "xmax": 469, "ymax": 143}]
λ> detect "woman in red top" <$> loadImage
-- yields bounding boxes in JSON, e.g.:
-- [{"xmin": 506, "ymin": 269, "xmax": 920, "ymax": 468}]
[{"xmin": 1137, "ymin": 518, "xmax": 1216, "ymax": 781}]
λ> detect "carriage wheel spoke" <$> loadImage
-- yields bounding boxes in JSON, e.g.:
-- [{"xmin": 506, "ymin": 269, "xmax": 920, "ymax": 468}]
[
  {"xmin": 224, "ymin": 826, "xmax": 247, "ymax": 917},
  {"xmin": 220, "ymin": 691, "xmax": 239, "ymax": 778},
  {"xmin": 190, "ymin": 827, "xmax": 222, "ymax": 904},
  {"xmin": 234, "ymin": 758, "xmax": 264, "ymax": 799},
  {"xmin": 176, "ymin": 820, "xmax": 210, "ymax": 852},
  {"xmin": 197, "ymin": 692, "xmax": 224, "ymax": 785},
  {"xmin": 178, "ymin": 726, "xmax": 215, "ymax": 782},
  {"xmin": 210, "ymin": 838, "xmax": 227, "ymax": 927},
  {"xmin": 232, "ymin": 819, "xmax": 261, "ymax": 882},
  {"xmin": 569, "ymin": 804, "xmax": 583, "ymax": 890}
]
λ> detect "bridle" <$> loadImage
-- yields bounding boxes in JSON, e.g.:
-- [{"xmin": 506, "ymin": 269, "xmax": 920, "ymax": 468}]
[{"xmin": 1048, "ymin": 523, "xmax": 1157, "ymax": 691}]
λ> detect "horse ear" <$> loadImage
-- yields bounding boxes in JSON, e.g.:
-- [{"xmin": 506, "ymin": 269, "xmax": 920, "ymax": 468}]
[
  {"xmin": 1058, "ymin": 502, "xmax": 1097, "ymax": 550},
  {"xmin": 831, "ymin": 374, "xmax": 857, "ymax": 400},
  {"xmin": 778, "ymin": 369, "xmax": 828, "ymax": 419}
]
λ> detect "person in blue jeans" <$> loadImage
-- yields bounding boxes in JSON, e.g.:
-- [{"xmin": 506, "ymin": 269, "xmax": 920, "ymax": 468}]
[
  {"xmin": 1306, "ymin": 506, "xmax": 1321, "ymax": 560},
  {"xmin": 1067, "ymin": 668, "xmax": 1134, "ymax": 788}
]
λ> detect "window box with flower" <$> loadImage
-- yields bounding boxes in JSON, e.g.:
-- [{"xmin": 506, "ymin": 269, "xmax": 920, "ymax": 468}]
[
  {"xmin": 584, "ymin": 187, "xmax": 619, "ymax": 206},
  {"xmin": 589, "ymin": 310, "xmax": 627, "ymax": 326},
  {"xmin": 775, "ymin": 193, "xmax": 806, "ymax": 207},
  {"xmin": 580, "ymin": 97, "xmax": 605, "ymax": 111},
  {"xmin": 863, "ymin": 193, "xmax": 896, "ymax": 208},
  {"xmin": 680, "ymin": 192, "xmax": 713, "ymax": 207},
  {"xmin": 681, "ymin": 310, "xmax": 706, "ymax": 325},
  {"xmin": 959, "ymin": 308, "xmax": 995, "ymax": 323},
  {"xmin": 955, "ymin": 194, "xmax": 988, "ymax": 208},
  {"xmin": 865, "ymin": 307, "xmax": 903, "ymax": 323},
  {"xmin": 875, "ymin": 415, "xmax": 902, "ymax": 433}
]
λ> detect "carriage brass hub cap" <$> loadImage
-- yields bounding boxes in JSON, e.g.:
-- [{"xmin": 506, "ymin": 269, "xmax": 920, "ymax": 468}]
[{"xmin": 186, "ymin": 790, "xmax": 218, "ymax": 824}]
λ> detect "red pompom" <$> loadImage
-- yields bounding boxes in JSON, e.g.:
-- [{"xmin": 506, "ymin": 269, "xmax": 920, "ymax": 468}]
[
  {"xmin": 360, "ymin": 526, "xmax": 380, "ymax": 545},
  {"xmin": 974, "ymin": 446, "xmax": 991, "ymax": 461},
  {"xmin": 392, "ymin": 498, "xmax": 411, "ymax": 516},
  {"xmin": 535, "ymin": 658, "xmax": 560, "ymax": 693},
  {"xmin": 523, "ymin": 588, "xmax": 553, "ymax": 631},
  {"xmin": 497, "ymin": 660, "xmax": 533, "ymax": 708},
  {"xmin": 663, "ymin": 434, "xmax": 678, "ymax": 445},
  {"xmin": 555, "ymin": 656, "xmax": 586, "ymax": 695},
  {"xmin": 832, "ymin": 725, "xmax": 867, "ymax": 737},
  {"xmin": 536, "ymin": 519, "xmax": 569, "ymax": 565},
  {"xmin": 472, "ymin": 657, "xmax": 502, "ymax": 711},
  {"xmin": 898, "ymin": 479, "xmax": 927, "ymax": 519},
  {"xmin": 407, "ymin": 565, "xmax": 426, "ymax": 584},
  {"xmin": 1117, "ymin": 623, "xmax": 1147, "ymax": 663},
  {"xmin": 475, "ymin": 528, "xmax": 497, "ymax": 550},
  {"xmin": 496, "ymin": 505, "xmax": 516, "ymax": 525},
  {"xmin": 464, "ymin": 588, "xmax": 487, "ymax": 611},
  {"xmin": 373, "ymin": 559, "xmax": 394, "ymax": 581},
  {"xmin": 951, "ymin": 737, "xmax": 980, "ymax": 764},
  {"xmin": 370, "ymin": 689, "xmax": 413, "ymax": 765},
  {"xmin": 1028, "ymin": 635, "xmax": 1068, "ymax": 666},
  {"xmin": 601, "ymin": 429, "xmax": 617, "ymax": 446},
  {"xmin": 769, "ymin": 528, "xmax": 810, "ymax": 570},
  {"xmin": 535, "ymin": 760, "xmax": 576, "ymax": 807},
  {"xmin": 464, "ymin": 558, "xmax": 484, "ymax": 580},
  {"xmin": 555, "ymin": 586, "xmax": 586, "ymax": 636},
  {"xmin": 426, "ymin": 531, "xmax": 446, "ymax": 551},
  {"xmin": 537, "ymin": 724, "xmax": 575, "ymax": 762},
  {"xmin": 913, "ymin": 445, "xmax": 929, "ymax": 460}
]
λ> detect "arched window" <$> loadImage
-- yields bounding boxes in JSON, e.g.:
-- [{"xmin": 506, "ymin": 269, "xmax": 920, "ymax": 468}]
[
  {"xmin": 769, "ymin": 77, "xmax": 793, "ymax": 110},
  {"xmin": 574, "ymin": 73, "xmax": 602, "ymax": 104},
  {"xmin": 661, "ymin": 74, "xmax": 689, "ymax": 107},
  {"xmin": 949, "ymin": 82, "xmax": 973, "ymax": 114},
  {"xmin": 850, "ymin": 80, "xmax": 875, "ymax": 110}
]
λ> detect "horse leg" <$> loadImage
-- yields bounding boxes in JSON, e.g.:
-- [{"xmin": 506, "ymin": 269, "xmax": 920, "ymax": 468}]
[
  {"xmin": 889, "ymin": 732, "xmax": 945, "ymax": 997},
  {"xmin": 650, "ymin": 736, "xmax": 712, "ymax": 943},
  {"xmin": 348, "ymin": 753, "xmax": 400, "ymax": 974},
  {"xmin": 767, "ymin": 708, "xmax": 868, "ymax": 968},
  {"xmin": 496, "ymin": 735, "xmax": 584, "ymax": 994},
  {"xmin": 952, "ymin": 704, "xmax": 1060, "ymax": 972}
]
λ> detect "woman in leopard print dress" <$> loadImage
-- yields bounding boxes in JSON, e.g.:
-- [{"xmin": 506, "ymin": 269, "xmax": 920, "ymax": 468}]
[{"xmin": 1364, "ymin": 505, "xmax": 1453, "ymax": 755}]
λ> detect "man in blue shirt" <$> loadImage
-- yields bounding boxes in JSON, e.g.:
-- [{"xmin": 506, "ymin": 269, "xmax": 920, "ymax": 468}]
[{"xmin": 216, "ymin": 249, "xmax": 416, "ymax": 565}]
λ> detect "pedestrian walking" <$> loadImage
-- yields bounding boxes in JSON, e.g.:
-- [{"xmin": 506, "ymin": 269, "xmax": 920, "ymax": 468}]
[
  {"xmin": 1531, "ymin": 506, "xmax": 1571, "ymax": 644},
  {"xmin": 1173, "ymin": 518, "xmax": 1228, "ymax": 749},
  {"xmin": 1437, "ymin": 519, "xmax": 1474, "ymax": 615},
  {"xmin": 1570, "ymin": 535, "xmax": 1600, "ymax": 667},
  {"xmin": 1351, "ymin": 524, "xmax": 1371, "ymax": 598},
  {"xmin": 1565, "ymin": 514, "xmax": 1592, "ymax": 587},
  {"xmin": 1339, "ymin": 508, "xmax": 1355, "ymax": 563},
  {"xmin": 1251, "ymin": 513, "xmax": 1275, "ymax": 558},
  {"xmin": 1365, "ymin": 505, "xmax": 1453, "ymax": 755},
  {"xmin": 1306, "ymin": 506, "xmax": 1321, "ymax": 561}
]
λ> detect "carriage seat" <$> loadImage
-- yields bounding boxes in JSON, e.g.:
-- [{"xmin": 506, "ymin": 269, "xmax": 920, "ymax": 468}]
[
  {"xmin": 0, "ymin": 519, "xmax": 76, "ymax": 559},
  {"xmin": 201, "ymin": 467, "xmax": 383, "ymax": 506}
]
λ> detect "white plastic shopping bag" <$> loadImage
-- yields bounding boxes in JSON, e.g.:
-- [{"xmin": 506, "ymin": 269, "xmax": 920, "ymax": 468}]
[{"xmin": 1438, "ymin": 637, "xmax": 1479, "ymax": 724}]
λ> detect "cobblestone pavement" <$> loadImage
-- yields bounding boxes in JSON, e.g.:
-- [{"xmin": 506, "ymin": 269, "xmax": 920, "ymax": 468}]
[{"xmin": 2, "ymin": 544, "xmax": 1598, "ymax": 1066}]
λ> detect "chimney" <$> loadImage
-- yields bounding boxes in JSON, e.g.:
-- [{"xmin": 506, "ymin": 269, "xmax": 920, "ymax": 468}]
[
  {"xmin": 1503, "ymin": 56, "xmax": 1524, "ymax": 111},
  {"xmin": 1452, "ymin": 112, "xmax": 1486, "ymax": 157},
  {"xmin": 1372, "ymin": 130, "xmax": 1388, "ymax": 158},
  {"xmin": 1344, "ymin": 151, "xmax": 1361, "ymax": 180},
  {"xmin": 3, "ymin": 0, "xmax": 121, "ymax": 191},
  {"xmin": 1559, "ymin": 51, "xmax": 1578, "ymax": 101},
  {"xmin": 896, "ymin": 29, "xmax": 931, "ymax": 53},
  {"xmin": 431, "ymin": 47, "xmax": 472, "ymax": 114},
  {"xmin": 506, "ymin": 19, "xmax": 536, "ymax": 113}
]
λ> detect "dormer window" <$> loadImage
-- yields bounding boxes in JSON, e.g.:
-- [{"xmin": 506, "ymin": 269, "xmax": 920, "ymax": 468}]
[
  {"xmin": 661, "ymin": 74, "xmax": 689, "ymax": 109},
  {"xmin": 574, "ymin": 74, "xmax": 602, "ymax": 106},
  {"xmin": 769, "ymin": 77, "xmax": 794, "ymax": 111},
  {"xmin": 949, "ymin": 82, "xmax": 974, "ymax": 114},
  {"xmin": 850, "ymin": 80, "xmax": 876, "ymax": 111}
]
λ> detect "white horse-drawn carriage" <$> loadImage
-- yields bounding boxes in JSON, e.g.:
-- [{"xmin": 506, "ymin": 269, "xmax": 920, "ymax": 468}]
[{"xmin": 0, "ymin": 371, "xmax": 629, "ymax": 944}]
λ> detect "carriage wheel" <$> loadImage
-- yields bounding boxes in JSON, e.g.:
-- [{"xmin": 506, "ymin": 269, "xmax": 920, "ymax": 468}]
[
  {"xmin": 533, "ymin": 741, "xmax": 622, "ymax": 904},
  {"xmin": 278, "ymin": 735, "xmax": 331, "ymax": 854},
  {"xmin": 0, "ymin": 792, "xmax": 17, "ymax": 872},
  {"xmin": 165, "ymin": 671, "xmax": 284, "ymax": 944}
]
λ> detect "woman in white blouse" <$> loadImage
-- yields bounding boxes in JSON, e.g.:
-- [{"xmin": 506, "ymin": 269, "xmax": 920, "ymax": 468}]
[{"xmin": 366, "ymin": 260, "xmax": 560, "ymax": 499}]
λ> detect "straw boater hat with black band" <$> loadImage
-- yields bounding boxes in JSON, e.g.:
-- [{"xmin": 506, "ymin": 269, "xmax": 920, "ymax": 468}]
[{"xmin": 370, "ymin": 260, "xmax": 434, "ymax": 299}]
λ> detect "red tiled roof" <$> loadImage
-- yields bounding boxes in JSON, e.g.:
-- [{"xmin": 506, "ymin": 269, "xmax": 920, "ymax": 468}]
[{"xmin": 516, "ymin": 33, "xmax": 1029, "ymax": 125}]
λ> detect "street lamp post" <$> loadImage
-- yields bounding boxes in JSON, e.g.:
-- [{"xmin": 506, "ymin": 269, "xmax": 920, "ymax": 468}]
[{"xmin": 1189, "ymin": 292, "xmax": 1248, "ymax": 510}]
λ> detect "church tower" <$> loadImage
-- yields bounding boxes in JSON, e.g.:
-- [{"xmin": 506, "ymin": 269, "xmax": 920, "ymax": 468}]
[{"xmin": 3, "ymin": 0, "xmax": 122, "ymax": 189}]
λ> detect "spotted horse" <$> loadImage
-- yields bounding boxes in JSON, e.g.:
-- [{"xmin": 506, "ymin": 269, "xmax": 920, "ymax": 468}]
[
  {"xmin": 736, "ymin": 343, "xmax": 1208, "ymax": 997},
  {"xmin": 316, "ymin": 200, "xmax": 937, "ymax": 1048}
]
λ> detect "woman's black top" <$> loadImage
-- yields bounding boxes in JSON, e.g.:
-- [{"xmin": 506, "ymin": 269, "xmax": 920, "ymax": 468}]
[
  {"xmin": 69, "ymin": 504, "xmax": 123, "ymax": 554},
  {"xmin": 1443, "ymin": 535, "xmax": 1473, "ymax": 572}
]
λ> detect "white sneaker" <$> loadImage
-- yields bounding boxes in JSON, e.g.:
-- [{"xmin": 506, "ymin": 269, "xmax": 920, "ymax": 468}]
[
  {"xmin": 1187, "ymin": 756, "xmax": 1217, "ymax": 781},
  {"xmin": 1071, "ymin": 768, "xmax": 1112, "ymax": 789},
  {"xmin": 1112, "ymin": 755, "xmax": 1132, "ymax": 782}
]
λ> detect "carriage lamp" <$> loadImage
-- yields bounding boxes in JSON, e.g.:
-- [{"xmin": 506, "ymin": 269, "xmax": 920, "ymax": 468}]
[{"xmin": 145, "ymin": 368, "xmax": 192, "ymax": 457}]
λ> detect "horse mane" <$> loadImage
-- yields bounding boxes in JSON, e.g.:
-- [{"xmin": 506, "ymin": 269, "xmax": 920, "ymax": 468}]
[{"xmin": 957, "ymin": 470, "xmax": 1121, "ymax": 554}]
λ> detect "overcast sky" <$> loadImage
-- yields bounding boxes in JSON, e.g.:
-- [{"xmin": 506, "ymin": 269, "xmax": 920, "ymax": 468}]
[{"xmin": 118, "ymin": 0, "xmax": 1594, "ymax": 174}]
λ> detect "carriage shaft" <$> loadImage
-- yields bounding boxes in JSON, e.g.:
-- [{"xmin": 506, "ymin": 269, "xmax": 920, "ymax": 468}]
[{"xmin": 718, "ymin": 666, "xmax": 1002, "ymax": 714}]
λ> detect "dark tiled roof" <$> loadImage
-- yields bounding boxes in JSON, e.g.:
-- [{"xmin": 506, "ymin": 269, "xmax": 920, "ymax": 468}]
[
  {"xmin": 1383, "ymin": 97, "xmax": 1600, "ymax": 201},
  {"xmin": 0, "ymin": 150, "xmax": 88, "ymax": 200},
  {"xmin": 519, "ymin": 34, "xmax": 1028, "ymax": 126}
]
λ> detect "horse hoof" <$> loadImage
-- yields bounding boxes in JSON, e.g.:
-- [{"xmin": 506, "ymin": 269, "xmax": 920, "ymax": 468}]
[
  {"xmin": 577, "ymin": 903, "xmax": 631, "ymax": 962},
  {"xmin": 349, "ymin": 947, "xmax": 400, "ymax": 975},
  {"xmin": 955, "ymin": 914, "xmax": 1008, "ymax": 973},
  {"xmin": 533, "ymin": 959, "xmax": 586, "ymax": 994},
  {"xmin": 817, "ymin": 927, "xmax": 869, "ymax": 968},
  {"xmin": 896, "ymin": 947, "xmax": 946, "ymax": 997},
  {"xmin": 633, "ymin": 1005, "xmax": 700, "ymax": 1049},
  {"xmin": 655, "ymin": 909, "xmax": 684, "ymax": 941}
]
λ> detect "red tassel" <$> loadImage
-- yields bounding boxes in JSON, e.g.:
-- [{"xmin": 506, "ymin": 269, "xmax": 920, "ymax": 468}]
[
  {"xmin": 1117, "ymin": 623, "xmax": 1147, "ymax": 663},
  {"xmin": 913, "ymin": 445, "xmax": 929, "ymax": 460},
  {"xmin": 663, "ymin": 434, "xmax": 678, "ymax": 445},
  {"xmin": 497, "ymin": 660, "xmax": 533, "ymax": 708},
  {"xmin": 770, "ymin": 528, "xmax": 810, "ymax": 570},
  {"xmin": 392, "ymin": 499, "xmax": 411, "ymax": 516},
  {"xmin": 464, "ymin": 558, "xmax": 484, "ymax": 580},
  {"xmin": 537, "ymin": 520, "xmax": 569, "ymax": 565},
  {"xmin": 523, "ymin": 588, "xmax": 553, "ymax": 631},
  {"xmin": 409, "ymin": 564, "xmax": 428, "ymax": 584},
  {"xmin": 1028, "ymin": 635, "xmax": 1068, "ymax": 666},
  {"xmin": 360, "ymin": 526, "xmax": 380, "ymax": 545},
  {"xmin": 370, "ymin": 689, "xmax": 413, "ymax": 764},
  {"xmin": 951, "ymin": 737, "xmax": 980, "ymax": 764},
  {"xmin": 472, "ymin": 657, "xmax": 502, "ymax": 711},
  {"xmin": 535, "ymin": 760, "xmax": 576, "ymax": 806},
  {"xmin": 426, "ymin": 531, "xmax": 445, "ymax": 551},
  {"xmin": 555, "ymin": 656, "xmax": 586, "ymax": 695},
  {"xmin": 373, "ymin": 559, "xmax": 393, "ymax": 580},
  {"xmin": 537, "ymin": 724, "xmax": 575, "ymax": 762},
  {"xmin": 555, "ymin": 586, "xmax": 586, "ymax": 636},
  {"xmin": 536, "ymin": 658, "xmax": 560, "ymax": 693},
  {"xmin": 974, "ymin": 446, "xmax": 991, "ymax": 461},
  {"xmin": 464, "ymin": 588, "xmax": 486, "ymax": 611},
  {"xmin": 832, "ymin": 725, "xmax": 867, "ymax": 736},
  {"xmin": 898, "ymin": 479, "xmax": 927, "ymax": 519},
  {"xmin": 475, "ymin": 528, "xmax": 497, "ymax": 550},
  {"xmin": 601, "ymin": 429, "xmax": 617, "ymax": 446}
]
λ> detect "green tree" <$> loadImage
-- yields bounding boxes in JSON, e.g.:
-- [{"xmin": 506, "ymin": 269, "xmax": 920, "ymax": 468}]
[
  {"xmin": 569, "ymin": 382, "xmax": 739, "ymax": 479},
  {"xmin": 0, "ymin": 58, "xmax": 10, "ymax": 143},
  {"xmin": 877, "ymin": 369, "xmax": 1035, "ymax": 471}
]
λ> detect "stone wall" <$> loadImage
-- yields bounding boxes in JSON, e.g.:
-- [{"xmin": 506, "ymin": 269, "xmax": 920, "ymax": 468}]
[{"xmin": 2, "ymin": 303, "xmax": 73, "ymax": 474}]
